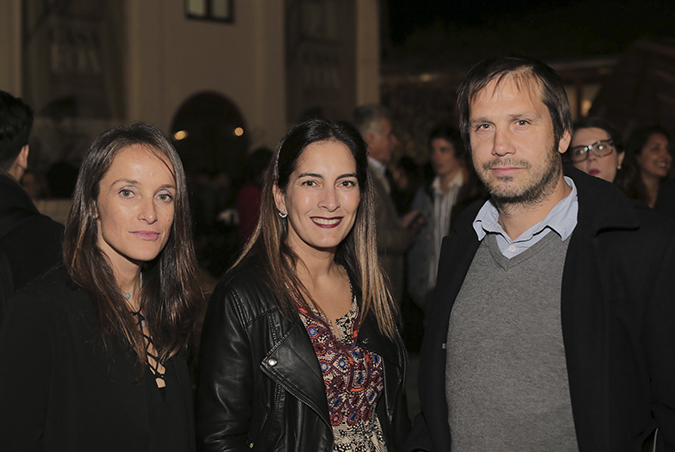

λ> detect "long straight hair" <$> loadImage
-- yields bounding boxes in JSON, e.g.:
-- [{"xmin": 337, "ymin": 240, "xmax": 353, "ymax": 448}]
[
  {"xmin": 621, "ymin": 125, "xmax": 673, "ymax": 203},
  {"xmin": 234, "ymin": 119, "xmax": 398, "ymax": 338},
  {"xmin": 63, "ymin": 122, "xmax": 203, "ymax": 366}
]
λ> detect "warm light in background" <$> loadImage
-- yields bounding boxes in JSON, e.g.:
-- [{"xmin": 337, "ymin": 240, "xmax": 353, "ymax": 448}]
[
  {"xmin": 581, "ymin": 100, "xmax": 593, "ymax": 117},
  {"xmin": 234, "ymin": 127, "xmax": 244, "ymax": 137},
  {"xmin": 174, "ymin": 130, "xmax": 188, "ymax": 140}
]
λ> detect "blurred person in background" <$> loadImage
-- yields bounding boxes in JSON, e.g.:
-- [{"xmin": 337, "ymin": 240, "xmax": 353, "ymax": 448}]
[
  {"xmin": 389, "ymin": 155, "xmax": 424, "ymax": 216},
  {"xmin": 0, "ymin": 90, "xmax": 63, "ymax": 317},
  {"xmin": 197, "ymin": 119, "xmax": 409, "ymax": 451},
  {"xmin": 622, "ymin": 126, "xmax": 672, "ymax": 208},
  {"xmin": 351, "ymin": 104, "xmax": 423, "ymax": 307},
  {"xmin": 0, "ymin": 122, "xmax": 203, "ymax": 451},
  {"xmin": 20, "ymin": 168, "xmax": 49, "ymax": 202},
  {"xmin": 235, "ymin": 146, "xmax": 273, "ymax": 246},
  {"xmin": 567, "ymin": 117, "xmax": 625, "ymax": 184},
  {"xmin": 406, "ymin": 123, "xmax": 469, "ymax": 314}
]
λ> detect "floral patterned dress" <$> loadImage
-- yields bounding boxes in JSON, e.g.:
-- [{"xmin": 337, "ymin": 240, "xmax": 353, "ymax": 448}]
[{"xmin": 298, "ymin": 299, "xmax": 387, "ymax": 452}]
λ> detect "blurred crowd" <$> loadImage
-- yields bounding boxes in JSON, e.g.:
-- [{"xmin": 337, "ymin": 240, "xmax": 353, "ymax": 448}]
[{"xmin": 1, "ymin": 49, "xmax": 674, "ymax": 450}]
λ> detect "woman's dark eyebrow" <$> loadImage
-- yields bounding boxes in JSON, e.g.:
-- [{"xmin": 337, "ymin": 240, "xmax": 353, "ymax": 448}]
[
  {"xmin": 297, "ymin": 172, "xmax": 323, "ymax": 179},
  {"xmin": 336, "ymin": 173, "xmax": 358, "ymax": 179}
]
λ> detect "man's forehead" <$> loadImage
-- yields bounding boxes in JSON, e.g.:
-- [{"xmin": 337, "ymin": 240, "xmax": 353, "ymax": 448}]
[{"xmin": 472, "ymin": 73, "xmax": 543, "ymax": 105}]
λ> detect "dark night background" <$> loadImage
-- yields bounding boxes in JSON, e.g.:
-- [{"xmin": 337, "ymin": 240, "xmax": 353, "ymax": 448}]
[{"xmin": 383, "ymin": 0, "xmax": 675, "ymax": 67}]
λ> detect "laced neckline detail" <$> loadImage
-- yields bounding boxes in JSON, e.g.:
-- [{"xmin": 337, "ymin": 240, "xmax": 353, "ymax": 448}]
[{"xmin": 130, "ymin": 310, "xmax": 166, "ymax": 388}]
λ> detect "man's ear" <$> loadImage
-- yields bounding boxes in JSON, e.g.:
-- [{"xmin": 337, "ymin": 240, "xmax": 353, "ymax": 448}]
[
  {"xmin": 557, "ymin": 130, "xmax": 572, "ymax": 155},
  {"xmin": 9, "ymin": 145, "xmax": 29, "ymax": 181}
]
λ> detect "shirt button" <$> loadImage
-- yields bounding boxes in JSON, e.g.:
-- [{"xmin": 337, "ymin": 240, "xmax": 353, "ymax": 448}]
[
  {"xmin": 508, "ymin": 245, "xmax": 516, "ymax": 253},
  {"xmin": 267, "ymin": 358, "xmax": 277, "ymax": 366}
]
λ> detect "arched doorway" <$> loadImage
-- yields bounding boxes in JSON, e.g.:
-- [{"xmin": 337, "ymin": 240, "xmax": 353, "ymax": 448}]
[
  {"xmin": 170, "ymin": 91, "xmax": 249, "ymax": 176},
  {"xmin": 171, "ymin": 92, "xmax": 248, "ymax": 277}
]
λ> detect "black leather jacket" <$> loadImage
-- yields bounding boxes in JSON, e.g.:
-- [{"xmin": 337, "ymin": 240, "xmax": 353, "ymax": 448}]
[{"xmin": 196, "ymin": 257, "xmax": 410, "ymax": 451}]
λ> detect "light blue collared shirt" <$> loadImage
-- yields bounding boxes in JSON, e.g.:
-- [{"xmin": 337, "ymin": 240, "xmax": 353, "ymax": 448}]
[{"xmin": 472, "ymin": 176, "xmax": 578, "ymax": 258}]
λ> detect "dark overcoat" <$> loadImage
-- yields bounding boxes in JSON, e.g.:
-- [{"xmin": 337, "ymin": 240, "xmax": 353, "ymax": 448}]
[
  {"xmin": 405, "ymin": 166, "xmax": 675, "ymax": 451},
  {"xmin": 0, "ymin": 173, "xmax": 63, "ymax": 319}
]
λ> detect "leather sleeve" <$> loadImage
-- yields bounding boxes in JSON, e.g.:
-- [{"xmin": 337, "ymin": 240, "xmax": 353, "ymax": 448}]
[
  {"xmin": 392, "ymin": 332, "xmax": 413, "ymax": 451},
  {"xmin": 196, "ymin": 279, "xmax": 255, "ymax": 452}
]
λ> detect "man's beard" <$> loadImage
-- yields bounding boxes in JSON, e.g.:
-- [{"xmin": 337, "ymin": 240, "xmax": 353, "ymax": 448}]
[{"xmin": 478, "ymin": 144, "xmax": 562, "ymax": 210}]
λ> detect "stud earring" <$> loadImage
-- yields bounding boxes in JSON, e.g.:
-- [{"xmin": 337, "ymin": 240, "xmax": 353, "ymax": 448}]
[
  {"xmin": 278, "ymin": 209, "xmax": 287, "ymax": 219},
  {"xmin": 617, "ymin": 164, "xmax": 622, "ymax": 170}
]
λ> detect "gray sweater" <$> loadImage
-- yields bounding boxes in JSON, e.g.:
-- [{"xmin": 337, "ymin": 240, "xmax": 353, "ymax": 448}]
[{"xmin": 445, "ymin": 232, "xmax": 578, "ymax": 451}]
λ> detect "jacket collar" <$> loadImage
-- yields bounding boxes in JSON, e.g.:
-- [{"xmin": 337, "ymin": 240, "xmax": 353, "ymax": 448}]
[
  {"xmin": 454, "ymin": 165, "xmax": 639, "ymax": 239},
  {"xmin": 564, "ymin": 165, "xmax": 639, "ymax": 236},
  {"xmin": 0, "ymin": 172, "xmax": 40, "ymax": 216}
]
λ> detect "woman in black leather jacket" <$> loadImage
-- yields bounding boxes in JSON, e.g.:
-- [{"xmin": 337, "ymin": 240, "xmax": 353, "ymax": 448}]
[{"xmin": 197, "ymin": 119, "xmax": 410, "ymax": 451}]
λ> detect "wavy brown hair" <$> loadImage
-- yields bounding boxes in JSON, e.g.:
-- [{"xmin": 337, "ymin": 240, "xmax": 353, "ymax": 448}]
[
  {"xmin": 63, "ymin": 122, "xmax": 203, "ymax": 367},
  {"xmin": 234, "ymin": 119, "xmax": 398, "ymax": 338}
]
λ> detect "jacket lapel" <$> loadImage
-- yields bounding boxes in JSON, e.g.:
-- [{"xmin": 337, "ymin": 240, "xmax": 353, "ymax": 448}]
[
  {"xmin": 357, "ymin": 307, "xmax": 400, "ymax": 367},
  {"xmin": 260, "ymin": 322, "xmax": 330, "ymax": 426},
  {"xmin": 418, "ymin": 199, "xmax": 484, "ymax": 449}
]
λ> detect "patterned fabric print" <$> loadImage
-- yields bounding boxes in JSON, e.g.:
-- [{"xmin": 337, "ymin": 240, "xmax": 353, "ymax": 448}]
[{"xmin": 298, "ymin": 299, "xmax": 387, "ymax": 452}]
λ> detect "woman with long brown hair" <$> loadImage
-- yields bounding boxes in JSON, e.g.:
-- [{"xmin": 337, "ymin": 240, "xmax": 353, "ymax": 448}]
[
  {"xmin": 197, "ymin": 118, "xmax": 409, "ymax": 451},
  {"xmin": 621, "ymin": 125, "xmax": 673, "ymax": 207},
  {"xmin": 0, "ymin": 122, "xmax": 203, "ymax": 451}
]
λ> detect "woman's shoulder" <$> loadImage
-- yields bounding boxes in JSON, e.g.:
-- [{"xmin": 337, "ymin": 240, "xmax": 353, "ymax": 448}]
[
  {"xmin": 2, "ymin": 267, "xmax": 91, "ymax": 336},
  {"xmin": 208, "ymin": 257, "xmax": 278, "ymax": 321},
  {"xmin": 10, "ymin": 267, "xmax": 90, "ymax": 313},
  {"xmin": 13, "ymin": 267, "xmax": 85, "ymax": 306}
]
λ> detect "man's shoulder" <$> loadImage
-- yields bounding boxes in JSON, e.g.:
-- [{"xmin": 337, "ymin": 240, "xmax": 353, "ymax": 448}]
[
  {"xmin": 0, "ymin": 173, "xmax": 38, "ymax": 214},
  {"xmin": 8, "ymin": 267, "xmax": 85, "ymax": 317},
  {"xmin": 574, "ymin": 169, "xmax": 673, "ymax": 233},
  {"xmin": 451, "ymin": 197, "xmax": 488, "ymax": 234},
  {"xmin": 571, "ymin": 171, "xmax": 675, "ymax": 253},
  {"xmin": 368, "ymin": 165, "xmax": 387, "ymax": 192}
]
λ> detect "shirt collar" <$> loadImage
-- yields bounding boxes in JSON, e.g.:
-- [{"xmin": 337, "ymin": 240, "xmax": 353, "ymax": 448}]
[
  {"xmin": 431, "ymin": 170, "xmax": 464, "ymax": 195},
  {"xmin": 473, "ymin": 176, "xmax": 578, "ymax": 243},
  {"xmin": 368, "ymin": 157, "xmax": 386, "ymax": 177}
]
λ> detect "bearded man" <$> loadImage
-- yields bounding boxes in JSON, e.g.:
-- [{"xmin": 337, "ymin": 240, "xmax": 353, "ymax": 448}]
[{"xmin": 404, "ymin": 55, "xmax": 675, "ymax": 452}]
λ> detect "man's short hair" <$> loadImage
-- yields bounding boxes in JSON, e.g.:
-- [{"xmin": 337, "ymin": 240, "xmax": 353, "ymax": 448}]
[
  {"xmin": 428, "ymin": 122, "xmax": 464, "ymax": 158},
  {"xmin": 350, "ymin": 104, "xmax": 392, "ymax": 137},
  {"xmin": 456, "ymin": 55, "xmax": 573, "ymax": 149},
  {"xmin": 0, "ymin": 91, "xmax": 33, "ymax": 172}
]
